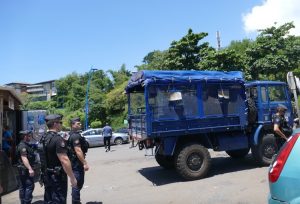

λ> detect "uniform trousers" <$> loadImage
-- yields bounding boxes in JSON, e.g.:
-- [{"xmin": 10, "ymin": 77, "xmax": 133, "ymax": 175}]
[
  {"xmin": 18, "ymin": 169, "xmax": 35, "ymax": 204},
  {"xmin": 44, "ymin": 171, "xmax": 68, "ymax": 204},
  {"xmin": 72, "ymin": 163, "xmax": 85, "ymax": 204}
]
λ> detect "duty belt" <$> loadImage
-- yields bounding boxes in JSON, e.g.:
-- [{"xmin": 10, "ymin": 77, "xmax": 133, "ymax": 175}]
[{"xmin": 46, "ymin": 166, "xmax": 62, "ymax": 175}]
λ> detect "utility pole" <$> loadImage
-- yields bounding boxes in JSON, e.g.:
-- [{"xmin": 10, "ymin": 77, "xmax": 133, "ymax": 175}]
[
  {"xmin": 216, "ymin": 31, "xmax": 221, "ymax": 51},
  {"xmin": 84, "ymin": 67, "xmax": 98, "ymax": 130}
]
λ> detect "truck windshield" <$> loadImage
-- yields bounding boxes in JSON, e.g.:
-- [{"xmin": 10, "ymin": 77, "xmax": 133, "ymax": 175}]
[
  {"xmin": 129, "ymin": 92, "xmax": 145, "ymax": 114},
  {"xmin": 268, "ymin": 85, "xmax": 286, "ymax": 102}
]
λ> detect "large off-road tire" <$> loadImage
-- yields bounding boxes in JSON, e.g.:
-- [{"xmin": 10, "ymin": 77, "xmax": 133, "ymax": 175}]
[
  {"xmin": 226, "ymin": 148, "xmax": 250, "ymax": 159},
  {"xmin": 155, "ymin": 154, "xmax": 175, "ymax": 169},
  {"xmin": 251, "ymin": 133, "xmax": 277, "ymax": 166},
  {"xmin": 247, "ymin": 98, "xmax": 257, "ymax": 124},
  {"xmin": 175, "ymin": 143, "xmax": 211, "ymax": 180}
]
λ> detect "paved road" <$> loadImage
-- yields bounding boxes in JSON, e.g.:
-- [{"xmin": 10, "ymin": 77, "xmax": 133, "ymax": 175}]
[{"xmin": 2, "ymin": 143, "xmax": 269, "ymax": 204}]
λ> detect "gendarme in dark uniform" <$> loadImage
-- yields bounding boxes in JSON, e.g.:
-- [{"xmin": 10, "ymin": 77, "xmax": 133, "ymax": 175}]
[
  {"xmin": 68, "ymin": 117, "xmax": 89, "ymax": 204},
  {"xmin": 16, "ymin": 130, "xmax": 36, "ymax": 204},
  {"xmin": 43, "ymin": 114, "xmax": 77, "ymax": 204},
  {"xmin": 273, "ymin": 104, "xmax": 293, "ymax": 149}
]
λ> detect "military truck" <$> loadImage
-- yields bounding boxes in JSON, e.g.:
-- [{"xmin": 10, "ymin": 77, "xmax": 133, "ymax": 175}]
[{"xmin": 125, "ymin": 70, "xmax": 295, "ymax": 180}]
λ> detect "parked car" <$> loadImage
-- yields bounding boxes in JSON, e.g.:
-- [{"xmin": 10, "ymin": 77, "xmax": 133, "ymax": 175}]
[
  {"xmin": 58, "ymin": 131, "xmax": 70, "ymax": 140},
  {"xmin": 81, "ymin": 128, "xmax": 129, "ymax": 147},
  {"xmin": 113, "ymin": 128, "xmax": 129, "ymax": 145},
  {"xmin": 268, "ymin": 131, "xmax": 300, "ymax": 204}
]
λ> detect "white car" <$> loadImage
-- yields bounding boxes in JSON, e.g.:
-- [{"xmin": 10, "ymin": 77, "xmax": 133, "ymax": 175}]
[{"xmin": 81, "ymin": 128, "xmax": 129, "ymax": 147}]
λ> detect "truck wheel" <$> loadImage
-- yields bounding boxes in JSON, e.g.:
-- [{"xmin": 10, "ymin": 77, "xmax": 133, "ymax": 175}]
[
  {"xmin": 226, "ymin": 148, "xmax": 250, "ymax": 159},
  {"xmin": 251, "ymin": 134, "xmax": 277, "ymax": 166},
  {"xmin": 175, "ymin": 144, "xmax": 211, "ymax": 180},
  {"xmin": 248, "ymin": 98, "xmax": 257, "ymax": 124},
  {"xmin": 155, "ymin": 154, "xmax": 175, "ymax": 169}
]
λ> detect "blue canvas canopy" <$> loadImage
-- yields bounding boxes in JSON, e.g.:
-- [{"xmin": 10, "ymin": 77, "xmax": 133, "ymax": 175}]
[{"xmin": 125, "ymin": 70, "xmax": 245, "ymax": 93}]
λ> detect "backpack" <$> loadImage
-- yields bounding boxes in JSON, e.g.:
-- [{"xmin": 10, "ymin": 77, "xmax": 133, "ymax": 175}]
[
  {"xmin": 37, "ymin": 133, "xmax": 49, "ymax": 171},
  {"xmin": 68, "ymin": 131, "xmax": 89, "ymax": 155},
  {"xmin": 79, "ymin": 135, "xmax": 89, "ymax": 154},
  {"xmin": 37, "ymin": 131, "xmax": 60, "ymax": 169}
]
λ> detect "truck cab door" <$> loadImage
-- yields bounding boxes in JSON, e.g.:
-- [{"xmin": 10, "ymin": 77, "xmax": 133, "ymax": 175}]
[{"xmin": 259, "ymin": 86, "xmax": 271, "ymax": 123}]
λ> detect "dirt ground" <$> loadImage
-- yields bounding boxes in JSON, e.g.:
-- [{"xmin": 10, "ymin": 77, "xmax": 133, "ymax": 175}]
[{"xmin": 2, "ymin": 143, "xmax": 269, "ymax": 204}]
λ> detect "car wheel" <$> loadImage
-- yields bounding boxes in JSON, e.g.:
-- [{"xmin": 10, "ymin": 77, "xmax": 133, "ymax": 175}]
[
  {"xmin": 175, "ymin": 143, "xmax": 211, "ymax": 180},
  {"xmin": 114, "ymin": 138, "xmax": 123, "ymax": 145}
]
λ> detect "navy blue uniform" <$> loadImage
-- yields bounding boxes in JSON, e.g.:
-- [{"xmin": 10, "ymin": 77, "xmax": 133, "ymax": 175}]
[
  {"xmin": 273, "ymin": 114, "xmax": 292, "ymax": 148},
  {"xmin": 44, "ymin": 131, "xmax": 68, "ymax": 204},
  {"xmin": 16, "ymin": 141, "xmax": 36, "ymax": 204},
  {"xmin": 69, "ymin": 131, "xmax": 87, "ymax": 204}
]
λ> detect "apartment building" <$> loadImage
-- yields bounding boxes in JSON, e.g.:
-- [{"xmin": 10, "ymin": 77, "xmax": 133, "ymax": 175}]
[{"xmin": 5, "ymin": 80, "xmax": 57, "ymax": 101}]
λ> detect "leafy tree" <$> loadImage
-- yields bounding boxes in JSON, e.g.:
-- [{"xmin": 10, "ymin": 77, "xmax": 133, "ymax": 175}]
[
  {"xmin": 199, "ymin": 48, "xmax": 245, "ymax": 72},
  {"xmin": 227, "ymin": 39, "xmax": 253, "ymax": 54},
  {"xmin": 135, "ymin": 50, "xmax": 168, "ymax": 70},
  {"xmin": 108, "ymin": 64, "xmax": 131, "ymax": 86},
  {"xmin": 246, "ymin": 22, "xmax": 300, "ymax": 80},
  {"xmin": 91, "ymin": 120, "xmax": 102, "ymax": 128},
  {"xmin": 164, "ymin": 29, "xmax": 211, "ymax": 70}
]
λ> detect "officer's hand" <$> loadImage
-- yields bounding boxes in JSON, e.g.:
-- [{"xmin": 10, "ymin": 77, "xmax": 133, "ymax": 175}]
[
  {"xmin": 70, "ymin": 177, "xmax": 77, "ymax": 188},
  {"xmin": 29, "ymin": 169, "xmax": 34, "ymax": 177},
  {"xmin": 83, "ymin": 163, "xmax": 90, "ymax": 171}
]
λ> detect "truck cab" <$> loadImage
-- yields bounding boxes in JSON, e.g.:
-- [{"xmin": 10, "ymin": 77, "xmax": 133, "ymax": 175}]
[
  {"xmin": 245, "ymin": 81, "xmax": 293, "ymax": 126},
  {"xmin": 126, "ymin": 70, "xmax": 294, "ymax": 180}
]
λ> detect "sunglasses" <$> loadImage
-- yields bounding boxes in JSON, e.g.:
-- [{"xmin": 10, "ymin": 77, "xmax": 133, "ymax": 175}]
[{"xmin": 55, "ymin": 121, "xmax": 63, "ymax": 124}]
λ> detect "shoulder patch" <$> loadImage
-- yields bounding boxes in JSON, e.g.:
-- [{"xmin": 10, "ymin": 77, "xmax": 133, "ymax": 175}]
[
  {"xmin": 60, "ymin": 141, "xmax": 66, "ymax": 148},
  {"xmin": 274, "ymin": 117, "xmax": 281, "ymax": 123}
]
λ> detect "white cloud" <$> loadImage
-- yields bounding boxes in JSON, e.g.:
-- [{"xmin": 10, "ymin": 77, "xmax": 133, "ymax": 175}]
[{"xmin": 243, "ymin": 0, "xmax": 300, "ymax": 35}]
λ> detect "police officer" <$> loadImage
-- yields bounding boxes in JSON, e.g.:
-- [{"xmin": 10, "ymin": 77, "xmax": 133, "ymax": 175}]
[
  {"xmin": 69, "ymin": 117, "xmax": 89, "ymax": 204},
  {"xmin": 43, "ymin": 114, "xmax": 77, "ymax": 204},
  {"xmin": 16, "ymin": 130, "xmax": 35, "ymax": 204},
  {"xmin": 273, "ymin": 104, "xmax": 292, "ymax": 149}
]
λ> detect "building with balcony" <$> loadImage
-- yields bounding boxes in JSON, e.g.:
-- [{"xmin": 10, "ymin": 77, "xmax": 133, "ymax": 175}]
[{"xmin": 5, "ymin": 80, "xmax": 57, "ymax": 101}]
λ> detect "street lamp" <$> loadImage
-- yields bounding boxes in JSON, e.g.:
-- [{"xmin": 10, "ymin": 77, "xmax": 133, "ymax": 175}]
[{"xmin": 85, "ymin": 67, "xmax": 98, "ymax": 130}]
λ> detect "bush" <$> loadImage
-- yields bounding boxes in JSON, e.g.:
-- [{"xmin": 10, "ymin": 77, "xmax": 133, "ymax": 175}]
[{"xmin": 91, "ymin": 120, "xmax": 102, "ymax": 128}]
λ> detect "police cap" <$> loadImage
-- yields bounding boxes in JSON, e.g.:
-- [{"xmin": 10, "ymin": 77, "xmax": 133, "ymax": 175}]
[
  {"xmin": 45, "ymin": 114, "xmax": 63, "ymax": 122},
  {"xmin": 70, "ymin": 117, "xmax": 81, "ymax": 124},
  {"xmin": 278, "ymin": 104, "xmax": 288, "ymax": 110},
  {"xmin": 19, "ymin": 130, "xmax": 32, "ymax": 135}
]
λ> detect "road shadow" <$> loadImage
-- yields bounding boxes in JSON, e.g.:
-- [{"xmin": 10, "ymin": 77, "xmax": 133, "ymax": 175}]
[
  {"xmin": 32, "ymin": 201, "xmax": 102, "ymax": 204},
  {"xmin": 32, "ymin": 201, "xmax": 44, "ymax": 204},
  {"xmin": 138, "ymin": 166, "xmax": 185, "ymax": 186},
  {"xmin": 138, "ymin": 154, "xmax": 261, "ymax": 186}
]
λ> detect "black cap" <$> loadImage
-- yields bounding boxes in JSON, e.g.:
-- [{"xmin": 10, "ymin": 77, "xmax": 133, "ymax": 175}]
[
  {"xmin": 19, "ymin": 130, "xmax": 32, "ymax": 135},
  {"xmin": 70, "ymin": 117, "xmax": 80, "ymax": 124},
  {"xmin": 45, "ymin": 114, "xmax": 63, "ymax": 122}
]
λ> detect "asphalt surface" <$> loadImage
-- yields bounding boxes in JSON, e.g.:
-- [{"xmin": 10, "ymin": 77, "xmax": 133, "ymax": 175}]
[{"xmin": 2, "ymin": 143, "xmax": 269, "ymax": 204}]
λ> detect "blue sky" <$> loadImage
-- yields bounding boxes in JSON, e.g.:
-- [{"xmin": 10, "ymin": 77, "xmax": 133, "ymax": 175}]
[{"xmin": 1, "ymin": 0, "xmax": 298, "ymax": 85}]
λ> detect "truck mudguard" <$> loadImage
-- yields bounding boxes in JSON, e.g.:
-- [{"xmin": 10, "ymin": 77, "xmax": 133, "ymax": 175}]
[{"xmin": 253, "ymin": 124, "xmax": 264, "ymax": 145}]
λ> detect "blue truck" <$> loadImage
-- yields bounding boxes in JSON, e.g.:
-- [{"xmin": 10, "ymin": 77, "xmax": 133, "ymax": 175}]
[{"xmin": 125, "ymin": 70, "xmax": 294, "ymax": 180}]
